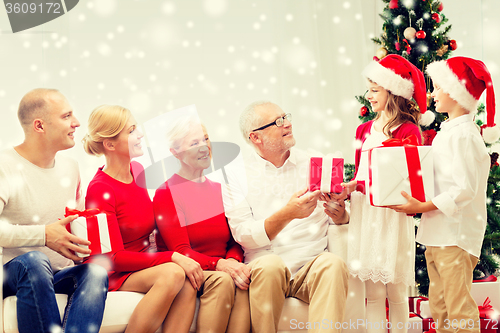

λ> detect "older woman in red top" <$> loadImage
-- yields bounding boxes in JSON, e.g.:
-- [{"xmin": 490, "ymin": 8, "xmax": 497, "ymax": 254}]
[
  {"xmin": 153, "ymin": 116, "xmax": 250, "ymax": 333},
  {"xmin": 83, "ymin": 105, "xmax": 202, "ymax": 333}
]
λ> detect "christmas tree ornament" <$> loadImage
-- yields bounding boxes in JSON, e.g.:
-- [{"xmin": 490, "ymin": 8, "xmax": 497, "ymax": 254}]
[
  {"xmin": 438, "ymin": 2, "xmax": 444, "ymax": 11},
  {"xmin": 376, "ymin": 47, "xmax": 388, "ymax": 59},
  {"xmin": 427, "ymin": 57, "xmax": 500, "ymax": 143},
  {"xmin": 389, "ymin": 0, "xmax": 399, "ymax": 9},
  {"xmin": 426, "ymin": 91, "xmax": 432, "ymax": 107},
  {"xmin": 436, "ymin": 44, "xmax": 448, "ymax": 56},
  {"xmin": 416, "ymin": 30, "xmax": 426, "ymax": 39},
  {"xmin": 360, "ymin": 106, "xmax": 369, "ymax": 117},
  {"xmin": 403, "ymin": 39, "xmax": 411, "ymax": 54},
  {"xmin": 395, "ymin": 35, "xmax": 401, "ymax": 51},
  {"xmin": 449, "ymin": 39, "xmax": 457, "ymax": 50},
  {"xmin": 404, "ymin": 27, "xmax": 417, "ymax": 39},
  {"xmin": 416, "ymin": 18, "xmax": 425, "ymax": 39},
  {"xmin": 431, "ymin": 13, "xmax": 441, "ymax": 23}
]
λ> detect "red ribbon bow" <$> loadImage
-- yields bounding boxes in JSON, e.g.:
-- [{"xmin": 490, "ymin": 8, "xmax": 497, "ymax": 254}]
[
  {"xmin": 382, "ymin": 134, "xmax": 420, "ymax": 147},
  {"xmin": 478, "ymin": 297, "xmax": 498, "ymax": 320},
  {"xmin": 65, "ymin": 207, "xmax": 101, "ymax": 218}
]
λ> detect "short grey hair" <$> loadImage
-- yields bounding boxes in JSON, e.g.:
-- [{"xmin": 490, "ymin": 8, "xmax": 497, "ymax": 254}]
[
  {"xmin": 165, "ymin": 114, "xmax": 203, "ymax": 151},
  {"xmin": 18, "ymin": 88, "xmax": 60, "ymax": 129},
  {"xmin": 239, "ymin": 100, "xmax": 273, "ymax": 143}
]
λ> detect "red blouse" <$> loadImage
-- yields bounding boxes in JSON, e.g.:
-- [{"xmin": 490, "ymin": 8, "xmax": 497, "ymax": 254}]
[
  {"xmin": 153, "ymin": 174, "xmax": 243, "ymax": 271},
  {"xmin": 86, "ymin": 162, "xmax": 174, "ymax": 291}
]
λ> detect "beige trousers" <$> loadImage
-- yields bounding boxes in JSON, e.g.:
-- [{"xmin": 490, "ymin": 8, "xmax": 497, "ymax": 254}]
[
  {"xmin": 248, "ymin": 252, "xmax": 349, "ymax": 333},
  {"xmin": 425, "ymin": 246, "xmax": 480, "ymax": 333},
  {"xmin": 197, "ymin": 270, "xmax": 250, "ymax": 333}
]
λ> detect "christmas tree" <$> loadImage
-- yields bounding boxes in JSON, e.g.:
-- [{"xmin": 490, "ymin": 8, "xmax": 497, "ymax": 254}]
[{"xmin": 350, "ymin": 0, "xmax": 500, "ymax": 296}]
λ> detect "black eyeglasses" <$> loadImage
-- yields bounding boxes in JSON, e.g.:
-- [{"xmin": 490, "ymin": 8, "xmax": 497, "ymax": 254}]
[{"xmin": 252, "ymin": 113, "xmax": 292, "ymax": 132}]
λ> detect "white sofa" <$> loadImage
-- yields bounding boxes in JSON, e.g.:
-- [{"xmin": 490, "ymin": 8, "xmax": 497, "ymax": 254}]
[{"xmin": 1, "ymin": 224, "xmax": 366, "ymax": 333}]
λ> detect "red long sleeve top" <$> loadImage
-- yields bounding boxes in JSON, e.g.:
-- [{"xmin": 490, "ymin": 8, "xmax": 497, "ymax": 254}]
[
  {"xmin": 85, "ymin": 162, "xmax": 174, "ymax": 291},
  {"xmin": 153, "ymin": 174, "xmax": 243, "ymax": 271}
]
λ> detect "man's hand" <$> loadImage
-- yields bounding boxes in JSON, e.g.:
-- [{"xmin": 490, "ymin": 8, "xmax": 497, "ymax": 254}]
[
  {"xmin": 216, "ymin": 258, "xmax": 251, "ymax": 290},
  {"xmin": 45, "ymin": 215, "xmax": 91, "ymax": 261},
  {"xmin": 320, "ymin": 193, "xmax": 349, "ymax": 224},
  {"xmin": 285, "ymin": 188, "xmax": 321, "ymax": 220},
  {"xmin": 387, "ymin": 191, "xmax": 437, "ymax": 215},
  {"xmin": 171, "ymin": 252, "xmax": 204, "ymax": 291}
]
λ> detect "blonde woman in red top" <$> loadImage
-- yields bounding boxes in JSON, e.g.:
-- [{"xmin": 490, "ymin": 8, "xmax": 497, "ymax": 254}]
[
  {"xmin": 153, "ymin": 116, "xmax": 250, "ymax": 333},
  {"xmin": 83, "ymin": 105, "xmax": 202, "ymax": 333}
]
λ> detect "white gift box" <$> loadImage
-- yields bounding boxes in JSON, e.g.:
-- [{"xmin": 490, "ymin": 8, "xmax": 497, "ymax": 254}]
[
  {"xmin": 471, "ymin": 281, "xmax": 500, "ymax": 313},
  {"xmin": 407, "ymin": 315, "xmax": 423, "ymax": 333},
  {"xmin": 368, "ymin": 145, "xmax": 434, "ymax": 206},
  {"xmin": 70, "ymin": 214, "xmax": 113, "ymax": 258}
]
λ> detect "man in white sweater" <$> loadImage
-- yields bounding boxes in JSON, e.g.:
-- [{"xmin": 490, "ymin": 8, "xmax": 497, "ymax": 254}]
[{"xmin": 0, "ymin": 89, "xmax": 108, "ymax": 333}]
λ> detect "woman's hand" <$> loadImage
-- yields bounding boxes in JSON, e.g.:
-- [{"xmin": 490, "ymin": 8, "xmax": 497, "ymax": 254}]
[
  {"xmin": 216, "ymin": 258, "xmax": 251, "ymax": 290},
  {"xmin": 171, "ymin": 252, "xmax": 204, "ymax": 290}
]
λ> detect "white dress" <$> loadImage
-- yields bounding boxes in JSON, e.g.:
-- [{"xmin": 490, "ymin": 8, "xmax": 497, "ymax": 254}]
[{"xmin": 348, "ymin": 123, "xmax": 415, "ymax": 286}]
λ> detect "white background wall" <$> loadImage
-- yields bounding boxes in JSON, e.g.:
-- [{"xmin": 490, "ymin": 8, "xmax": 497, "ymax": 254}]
[{"xmin": 0, "ymin": 0, "xmax": 498, "ymax": 189}]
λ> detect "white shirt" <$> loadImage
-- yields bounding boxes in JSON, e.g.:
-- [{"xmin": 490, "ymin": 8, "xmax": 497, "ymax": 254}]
[
  {"xmin": 0, "ymin": 148, "xmax": 83, "ymax": 270},
  {"xmin": 222, "ymin": 147, "xmax": 330, "ymax": 276},
  {"xmin": 416, "ymin": 114, "xmax": 489, "ymax": 257}
]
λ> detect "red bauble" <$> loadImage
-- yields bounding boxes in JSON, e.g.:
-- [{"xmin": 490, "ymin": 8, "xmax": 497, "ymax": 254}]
[
  {"xmin": 395, "ymin": 42, "xmax": 401, "ymax": 51},
  {"xmin": 389, "ymin": 0, "xmax": 398, "ymax": 9},
  {"xmin": 360, "ymin": 106, "xmax": 369, "ymax": 117},
  {"xmin": 416, "ymin": 30, "xmax": 426, "ymax": 39},
  {"xmin": 432, "ymin": 13, "xmax": 442, "ymax": 23},
  {"xmin": 449, "ymin": 39, "xmax": 457, "ymax": 50},
  {"xmin": 438, "ymin": 2, "xmax": 444, "ymax": 11}
]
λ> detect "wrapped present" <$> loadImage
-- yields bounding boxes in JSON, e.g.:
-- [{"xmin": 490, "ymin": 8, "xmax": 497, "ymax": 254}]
[
  {"xmin": 422, "ymin": 318, "xmax": 435, "ymax": 331},
  {"xmin": 308, "ymin": 156, "xmax": 344, "ymax": 193},
  {"xmin": 367, "ymin": 135, "xmax": 434, "ymax": 206},
  {"xmin": 472, "ymin": 280, "xmax": 500, "ymax": 315},
  {"xmin": 479, "ymin": 317, "xmax": 498, "ymax": 333},
  {"xmin": 409, "ymin": 296, "xmax": 433, "ymax": 319},
  {"xmin": 65, "ymin": 207, "xmax": 123, "ymax": 258},
  {"xmin": 408, "ymin": 313, "xmax": 423, "ymax": 333}
]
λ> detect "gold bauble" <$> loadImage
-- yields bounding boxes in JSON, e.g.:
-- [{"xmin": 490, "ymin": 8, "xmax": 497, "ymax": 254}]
[
  {"xmin": 403, "ymin": 27, "xmax": 417, "ymax": 40},
  {"xmin": 427, "ymin": 91, "xmax": 432, "ymax": 107},
  {"xmin": 376, "ymin": 47, "xmax": 388, "ymax": 60},
  {"xmin": 436, "ymin": 44, "xmax": 449, "ymax": 57}
]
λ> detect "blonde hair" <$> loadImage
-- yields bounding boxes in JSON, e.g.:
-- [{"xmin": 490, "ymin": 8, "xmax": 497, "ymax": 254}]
[
  {"xmin": 83, "ymin": 105, "xmax": 131, "ymax": 156},
  {"xmin": 376, "ymin": 91, "xmax": 422, "ymax": 138}
]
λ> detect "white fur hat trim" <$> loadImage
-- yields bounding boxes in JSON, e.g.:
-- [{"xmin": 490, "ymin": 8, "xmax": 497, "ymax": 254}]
[
  {"xmin": 362, "ymin": 61, "xmax": 414, "ymax": 100},
  {"xmin": 426, "ymin": 61, "xmax": 479, "ymax": 114}
]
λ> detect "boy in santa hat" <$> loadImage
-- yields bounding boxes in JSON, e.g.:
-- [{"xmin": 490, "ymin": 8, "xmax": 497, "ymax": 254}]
[{"xmin": 390, "ymin": 56, "xmax": 498, "ymax": 332}]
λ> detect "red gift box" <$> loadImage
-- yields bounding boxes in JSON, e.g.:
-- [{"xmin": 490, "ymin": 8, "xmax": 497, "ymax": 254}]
[
  {"xmin": 308, "ymin": 157, "xmax": 343, "ymax": 193},
  {"xmin": 422, "ymin": 318, "xmax": 435, "ymax": 331},
  {"xmin": 65, "ymin": 207, "xmax": 123, "ymax": 258}
]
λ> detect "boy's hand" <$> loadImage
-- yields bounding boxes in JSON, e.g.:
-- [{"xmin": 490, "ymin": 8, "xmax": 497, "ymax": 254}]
[{"xmin": 388, "ymin": 191, "xmax": 436, "ymax": 215}]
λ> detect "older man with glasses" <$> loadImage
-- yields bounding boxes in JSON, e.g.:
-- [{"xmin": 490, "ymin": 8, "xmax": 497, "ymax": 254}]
[{"xmin": 222, "ymin": 101, "xmax": 350, "ymax": 333}]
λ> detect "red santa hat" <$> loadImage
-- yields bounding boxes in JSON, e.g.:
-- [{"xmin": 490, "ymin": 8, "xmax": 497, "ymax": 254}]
[
  {"xmin": 426, "ymin": 56, "xmax": 500, "ymax": 144},
  {"xmin": 362, "ymin": 54, "xmax": 435, "ymax": 126}
]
